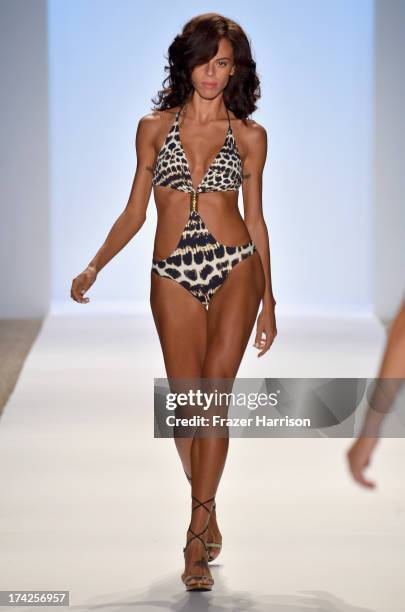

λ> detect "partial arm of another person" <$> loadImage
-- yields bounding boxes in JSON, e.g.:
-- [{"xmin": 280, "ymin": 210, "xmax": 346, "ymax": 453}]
[
  {"xmin": 241, "ymin": 121, "xmax": 277, "ymax": 357},
  {"xmin": 346, "ymin": 298, "xmax": 405, "ymax": 488},
  {"xmin": 71, "ymin": 116, "xmax": 157, "ymax": 303}
]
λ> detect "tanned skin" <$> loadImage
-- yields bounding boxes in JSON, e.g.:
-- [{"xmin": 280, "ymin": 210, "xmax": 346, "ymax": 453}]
[
  {"xmin": 346, "ymin": 299, "xmax": 405, "ymax": 488},
  {"xmin": 71, "ymin": 37, "xmax": 277, "ymax": 587}
]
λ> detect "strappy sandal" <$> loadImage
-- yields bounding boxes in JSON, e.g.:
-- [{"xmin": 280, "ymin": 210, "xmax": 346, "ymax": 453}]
[
  {"xmin": 182, "ymin": 494, "xmax": 215, "ymax": 591},
  {"xmin": 184, "ymin": 470, "xmax": 222, "ymax": 563}
]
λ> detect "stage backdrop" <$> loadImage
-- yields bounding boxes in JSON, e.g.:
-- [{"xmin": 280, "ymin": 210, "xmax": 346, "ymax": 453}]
[
  {"xmin": 2, "ymin": 1, "xmax": 403, "ymax": 320},
  {"xmin": 48, "ymin": 0, "xmax": 374, "ymax": 316}
]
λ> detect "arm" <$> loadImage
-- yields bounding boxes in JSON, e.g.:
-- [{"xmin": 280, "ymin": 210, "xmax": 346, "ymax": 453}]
[
  {"xmin": 241, "ymin": 120, "xmax": 277, "ymax": 356},
  {"xmin": 346, "ymin": 298, "xmax": 405, "ymax": 487},
  {"xmin": 71, "ymin": 115, "xmax": 157, "ymax": 303},
  {"xmin": 359, "ymin": 299, "xmax": 405, "ymax": 436}
]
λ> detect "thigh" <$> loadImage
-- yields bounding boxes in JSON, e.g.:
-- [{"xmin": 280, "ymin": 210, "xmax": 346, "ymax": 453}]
[
  {"xmin": 202, "ymin": 251, "xmax": 265, "ymax": 378},
  {"xmin": 150, "ymin": 271, "xmax": 208, "ymax": 378}
]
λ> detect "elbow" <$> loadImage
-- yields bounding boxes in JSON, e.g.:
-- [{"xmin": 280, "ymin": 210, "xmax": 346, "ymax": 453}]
[
  {"xmin": 136, "ymin": 214, "xmax": 147, "ymax": 232},
  {"xmin": 125, "ymin": 206, "xmax": 146, "ymax": 225},
  {"xmin": 245, "ymin": 213, "xmax": 266, "ymax": 235}
]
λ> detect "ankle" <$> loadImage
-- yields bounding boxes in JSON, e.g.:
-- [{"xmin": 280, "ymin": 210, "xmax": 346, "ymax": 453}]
[{"xmin": 184, "ymin": 538, "xmax": 208, "ymax": 561}]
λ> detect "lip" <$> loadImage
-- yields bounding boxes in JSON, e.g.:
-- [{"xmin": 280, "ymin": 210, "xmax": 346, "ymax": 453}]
[{"xmin": 202, "ymin": 82, "xmax": 217, "ymax": 88}]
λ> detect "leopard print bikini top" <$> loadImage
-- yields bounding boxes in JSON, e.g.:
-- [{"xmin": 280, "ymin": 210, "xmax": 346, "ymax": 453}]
[{"xmin": 152, "ymin": 104, "xmax": 243, "ymax": 194}]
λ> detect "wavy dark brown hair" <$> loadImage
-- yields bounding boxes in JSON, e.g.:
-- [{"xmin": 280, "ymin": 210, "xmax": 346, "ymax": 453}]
[{"xmin": 151, "ymin": 13, "xmax": 261, "ymax": 119}]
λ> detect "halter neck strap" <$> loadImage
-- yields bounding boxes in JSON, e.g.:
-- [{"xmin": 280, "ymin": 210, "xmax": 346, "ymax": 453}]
[{"xmin": 225, "ymin": 105, "xmax": 231, "ymax": 129}]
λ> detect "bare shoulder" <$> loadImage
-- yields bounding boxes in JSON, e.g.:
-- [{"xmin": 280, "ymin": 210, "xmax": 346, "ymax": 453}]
[
  {"xmin": 138, "ymin": 107, "xmax": 179, "ymax": 131},
  {"xmin": 230, "ymin": 113, "xmax": 267, "ymax": 157},
  {"xmin": 240, "ymin": 118, "xmax": 267, "ymax": 149},
  {"xmin": 136, "ymin": 107, "xmax": 180, "ymax": 148}
]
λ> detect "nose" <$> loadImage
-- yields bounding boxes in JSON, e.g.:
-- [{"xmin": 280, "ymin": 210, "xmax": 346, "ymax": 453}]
[{"xmin": 205, "ymin": 61, "xmax": 215, "ymax": 77}]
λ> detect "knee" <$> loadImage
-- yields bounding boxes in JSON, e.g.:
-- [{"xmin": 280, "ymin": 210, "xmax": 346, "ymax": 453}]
[{"xmin": 201, "ymin": 359, "xmax": 237, "ymax": 380}]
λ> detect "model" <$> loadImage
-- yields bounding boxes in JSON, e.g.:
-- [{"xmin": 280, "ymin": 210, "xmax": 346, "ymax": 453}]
[{"xmin": 71, "ymin": 13, "xmax": 277, "ymax": 592}]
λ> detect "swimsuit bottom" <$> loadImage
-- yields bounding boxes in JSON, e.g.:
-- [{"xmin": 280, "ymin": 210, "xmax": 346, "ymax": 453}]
[{"xmin": 151, "ymin": 210, "xmax": 257, "ymax": 310}]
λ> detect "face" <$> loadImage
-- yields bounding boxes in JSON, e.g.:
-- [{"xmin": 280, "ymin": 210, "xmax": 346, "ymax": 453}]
[{"xmin": 190, "ymin": 37, "xmax": 235, "ymax": 98}]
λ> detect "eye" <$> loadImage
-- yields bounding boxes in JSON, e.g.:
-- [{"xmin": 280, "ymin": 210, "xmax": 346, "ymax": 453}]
[{"xmin": 217, "ymin": 60, "xmax": 229, "ymax": 67}]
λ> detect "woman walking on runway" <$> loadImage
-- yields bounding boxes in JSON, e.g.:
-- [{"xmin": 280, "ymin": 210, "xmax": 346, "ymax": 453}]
[{"xmin": 71, "ymin": 12, "xmax": 277, "ymax": 591}]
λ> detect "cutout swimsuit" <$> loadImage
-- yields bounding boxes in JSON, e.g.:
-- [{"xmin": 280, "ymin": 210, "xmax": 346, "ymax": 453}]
[{"xmin": 151, "ymin": 105, "xmax": 257, "ymax": 310}]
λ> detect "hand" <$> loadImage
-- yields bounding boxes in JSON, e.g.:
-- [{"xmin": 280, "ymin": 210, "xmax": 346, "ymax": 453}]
[
  {"xmin": 253, "ymin": 304, "xmax": 277, "ymax": 357},
  {"xmin": 346, "ymin": 436, "xmax": 380, "ymax": 488},
  {"xmin": 70, "ymin": 265, "xmax": 97, "ymax": 304}
]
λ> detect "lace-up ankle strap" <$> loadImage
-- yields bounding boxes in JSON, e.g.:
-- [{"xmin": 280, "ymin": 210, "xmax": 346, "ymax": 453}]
[
  {"xmin": 191, "ymin": 495, "xmax": 215, "ymax": 514},
  {"xmin": 183, "ymin": 524, "xmax": 209, "ymax": 553},
  {"xmin": 183, "ymin": 495, "xmax": 216, "ymax": 554}
]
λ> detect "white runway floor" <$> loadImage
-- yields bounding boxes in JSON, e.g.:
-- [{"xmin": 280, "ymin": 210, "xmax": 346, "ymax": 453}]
[{"xmin": 0, "ymin": 311, "xmax": 404, "ymax": 612}]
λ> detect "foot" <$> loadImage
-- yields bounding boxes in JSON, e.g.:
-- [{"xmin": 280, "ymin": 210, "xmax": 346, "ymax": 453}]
[
  {"xmin": 182, "ymin": 531, "xmax": 214, "ymax": 590},
  {"xmin": 206, "ymin": 503, "xmax": 222, "ymax": 562},
  {"xmin": 184, "ymin": 470, "xmax": 222, "ymax": 562}
]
